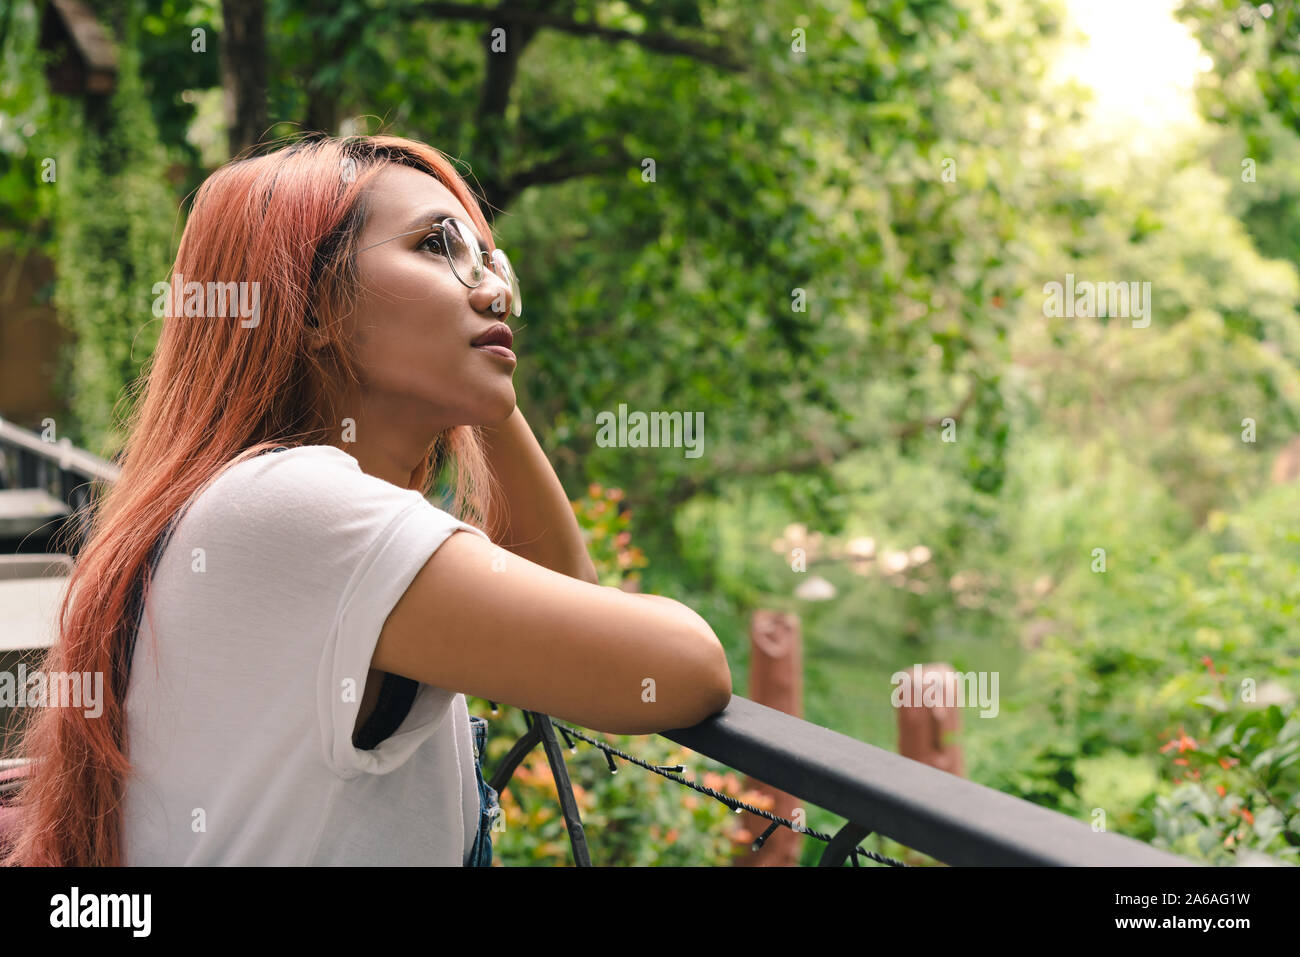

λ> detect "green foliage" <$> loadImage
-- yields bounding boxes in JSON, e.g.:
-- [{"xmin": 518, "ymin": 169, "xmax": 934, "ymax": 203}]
[
  {"xmin": 1153, "ymin": 706, "xmax": 1300, "ymax": 863},
  {"xmin": 1178, "ymin": 1, "xmax": 1300, "ymax": 265},
  {"xmin": 0, "ymin": 0, "xmax": 56, "ymax": 254},
  {"xmin": 975, "ymin": 484, "xmax": 1300, "ymax": 861},
  {"xmin": 26, "ymin": 6, "xmax": 176, "ymax": 456},
  {"xmin": 1, "ymin": 0, "xmax": 211, "ymax": 448},
  {"xmin": 569, "ymin": 482, "xmax": 648, "ymax": 588}
]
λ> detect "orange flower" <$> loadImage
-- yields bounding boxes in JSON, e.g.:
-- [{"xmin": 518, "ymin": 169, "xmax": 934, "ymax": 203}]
[
  {"xmin": 589, "ymin": 483, "xmax": 603, "ymax": 498},
  {"xmin": 1216, "ymin": 785, "xmax": 1226, "ymax": 797},
  {"xmin": 1201, "ymin": 655, "xmax": 1217, "ymax": 675},
  {"xmin": 683, "ymin": 795, "xmax": 699, "ymax": 810},
  {"xmin": 703, "ymin": 771, "xmax": 725, "ymax": 791},
  {"xmin": 1160, "ymin": 728, "xmax": 1198, "ymax": 754},
  {"xmin": 1173, "ymin": 758, "xmax": 1188, "ymax": 766},
  {"xmin": 1240, "ymin": 808, "xmax": 1254, "ymax": 826},
  {"xmin": 1219, "ymin": 757, "xmax": 1238, "ymax": 769},
  {"xmin": 608, "ymin": 488, "xmax": 625, "ymax": 502},
  {"xmin": 665, "ymin": 828, "xmax": 679, "ymax": 845}
]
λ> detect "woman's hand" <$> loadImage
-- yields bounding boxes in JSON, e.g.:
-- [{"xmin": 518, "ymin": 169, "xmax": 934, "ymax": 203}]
[{"xmin": 479, "ymin": 405, "xmax": 600, "ymax": 583}]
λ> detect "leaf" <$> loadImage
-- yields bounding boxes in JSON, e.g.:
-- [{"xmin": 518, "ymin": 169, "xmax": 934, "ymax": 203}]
[
  {"xmin": 1279, "ymin": 718, "xmax": 1300, "ymax": 744},
  {"xmin": 1197, "ymin": 828, "xmax": 1222, "ymax": 857},
  {"xmin": 1251, "ymin": 747, "xmax": 1279, "ymax": 772},
  {"xmin": 1253, "ymin": 806, "xmax": 1285, "ymax": 844}
]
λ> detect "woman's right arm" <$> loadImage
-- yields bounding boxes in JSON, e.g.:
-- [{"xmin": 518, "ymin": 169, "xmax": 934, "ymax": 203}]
[{"xmin": 371, "ymin": 530, "xmax": 733, "ymax": 735}]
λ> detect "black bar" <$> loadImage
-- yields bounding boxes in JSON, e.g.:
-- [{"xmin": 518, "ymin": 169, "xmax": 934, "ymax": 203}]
[{"xmin": 661, "ymin": 696, "xmax": 1195, "ymax": 867}]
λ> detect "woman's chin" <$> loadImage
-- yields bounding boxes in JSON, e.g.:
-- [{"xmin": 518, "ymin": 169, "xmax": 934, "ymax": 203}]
[{"xmin": 478, "ymin": 385, "xmax": 517, "ymax": 425}]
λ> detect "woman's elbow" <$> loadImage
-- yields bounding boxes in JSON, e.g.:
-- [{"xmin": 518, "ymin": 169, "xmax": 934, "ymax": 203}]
[
  {"xmin": 695, "ymin": 644, "xmax": 733, "ymax": 721},
  {"xmin": 709, "ymin": 662, "xmax": 733, "ymax": 715}
]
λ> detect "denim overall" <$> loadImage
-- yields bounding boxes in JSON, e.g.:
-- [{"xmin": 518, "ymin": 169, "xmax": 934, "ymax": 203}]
[{"xmin": 466, "ymin": 714, "xmax": 500, "ymax": 867}]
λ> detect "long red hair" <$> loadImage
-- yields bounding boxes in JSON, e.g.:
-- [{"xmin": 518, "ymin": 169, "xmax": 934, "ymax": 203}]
[{"xmin": 1, "ymin": 134, "xmax": 502, "ymax": 866}]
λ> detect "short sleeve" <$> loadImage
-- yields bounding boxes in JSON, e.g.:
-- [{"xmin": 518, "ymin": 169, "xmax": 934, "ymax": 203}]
[
  {"xmin": 194, "ymin": 445, "xmax": 491, "ymax": 779},
  {"xmin": 324, "ymin": 493, "xmax": 490, "ymax": 778}
]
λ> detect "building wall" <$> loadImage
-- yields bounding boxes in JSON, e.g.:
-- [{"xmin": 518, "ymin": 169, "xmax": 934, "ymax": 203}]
[{"xmin": 0, "ymin": 249, "xmax": 68, "ymax": 430}]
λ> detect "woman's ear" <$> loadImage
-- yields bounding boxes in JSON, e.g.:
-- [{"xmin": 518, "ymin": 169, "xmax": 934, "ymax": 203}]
[
  {"xmin": 305, "ymin": 305, "xmax": 324, "ymax": 342},
  {"xmin": 305, "ymin": 320, "xmax": 332, "ymax": 355}
]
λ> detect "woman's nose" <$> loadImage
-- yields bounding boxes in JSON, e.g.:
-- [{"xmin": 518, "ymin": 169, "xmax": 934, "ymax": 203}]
[{"xmin": 473, "ymin": 270, "xmax": 514, "ymax": 318}]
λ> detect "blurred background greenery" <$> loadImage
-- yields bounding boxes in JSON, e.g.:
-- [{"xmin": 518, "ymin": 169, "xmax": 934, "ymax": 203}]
[{"xmin": 2, "ymin": 0, "xmax": 1298, "ymax": 865}]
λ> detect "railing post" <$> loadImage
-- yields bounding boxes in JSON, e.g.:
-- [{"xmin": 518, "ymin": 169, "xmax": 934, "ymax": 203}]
[
  {"xmin": 734, "ymin": 610, "xmax": 803, "ymax": 866},
  {"xmin": 895, "ymin": 661, "xmax": 964, "ymax": 777}
]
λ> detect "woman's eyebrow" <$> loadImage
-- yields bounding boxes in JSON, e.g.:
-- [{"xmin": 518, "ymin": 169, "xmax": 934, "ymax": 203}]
[
  {"xmin": 401, "ymin": 208, "xmax": 456, "ymax": 233},
  {"xmin": 399, "ymin": 208, "xmax": 486, "ymax": 247}
]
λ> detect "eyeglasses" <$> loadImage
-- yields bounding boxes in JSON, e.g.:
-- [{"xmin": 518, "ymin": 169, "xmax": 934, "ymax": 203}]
[{"xmin": 358, "ymin": 216, "xmax": 521, "ymax": 318}]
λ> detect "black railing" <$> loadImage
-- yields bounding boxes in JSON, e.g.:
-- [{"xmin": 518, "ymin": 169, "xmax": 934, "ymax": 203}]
[
  {"xmin": 0, "ymin": 419, "xmax": 1199, "ymax": 866},
  {"xmin": 0, "ymin": 416, "xmax": 120, "ymax": 555},
  {"xmin": 492, "ymin": 700, "xmax": 1195, "ymax": 867}
]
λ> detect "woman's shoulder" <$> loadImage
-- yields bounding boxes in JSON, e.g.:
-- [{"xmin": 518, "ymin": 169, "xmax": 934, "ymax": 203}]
[
  {"xmin": 207, "ymin": 443, "xmax": 383, "ymax": 496},
  {"xmin": 180, "ymin": 444, "xmax": 426, "ymax": 541}
]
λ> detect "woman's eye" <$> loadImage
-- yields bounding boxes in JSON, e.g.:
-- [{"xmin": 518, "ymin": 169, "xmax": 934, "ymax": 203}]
[{"xmin": 417, "ymin": 234, "xmax": 442, "ymax": 254}]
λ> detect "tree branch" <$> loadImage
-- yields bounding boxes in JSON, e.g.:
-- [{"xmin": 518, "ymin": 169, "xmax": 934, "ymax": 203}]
[
  {"xmin": 415, "ymin": 2, "xmax": 747, "ymax": 71},
  {"xmin": 890, "ymin": 384, "xmax": 978, "ymax": 439},
  {"xmin": 631, "ymin": 385, "xmax": 982, "ymax": 508},
  {"xmin": 470, "ymin": 0, "xmax": 562, "ymax": 215},
  {"xmin": 497, "ymin": 141, "xmax": 633, "ymax": 205},
  {"xmin": 220, "ymin": 0, "xmax": 268, "ymax": 155}
]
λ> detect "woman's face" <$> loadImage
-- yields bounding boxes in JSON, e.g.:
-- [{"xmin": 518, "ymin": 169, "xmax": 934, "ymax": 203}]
[{"xmin": 344, "ymin": 164, "xmax": 517, "ymax": 440}]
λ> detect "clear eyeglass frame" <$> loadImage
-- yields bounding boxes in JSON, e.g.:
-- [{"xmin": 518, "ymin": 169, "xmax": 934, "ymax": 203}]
[{"xmin": 358, "ymin": 215, "xmax": 521, "ymax": 318}]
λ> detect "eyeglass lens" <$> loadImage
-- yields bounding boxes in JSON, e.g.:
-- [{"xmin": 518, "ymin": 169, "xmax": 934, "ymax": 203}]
[{"xmin": 442, "ymin": 218, "xmax": 520, "ymax": 317}]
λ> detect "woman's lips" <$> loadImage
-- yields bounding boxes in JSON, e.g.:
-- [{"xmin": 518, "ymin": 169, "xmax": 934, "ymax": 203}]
[
  {"xmin": 470, "ymin": 321, "xmax": 515, "ymax": 363},
  {"xmin": 474, "ymin": 343, "xmax": 516, "ymax": 362}
]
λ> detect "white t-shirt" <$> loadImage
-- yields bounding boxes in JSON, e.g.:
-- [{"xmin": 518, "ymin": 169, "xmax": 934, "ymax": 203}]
[{"xmin": 122, "ymin": 444, "xmax": 493, "ymax": 865}]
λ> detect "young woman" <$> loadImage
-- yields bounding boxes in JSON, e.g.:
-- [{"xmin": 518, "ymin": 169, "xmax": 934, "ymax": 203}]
[{"xmin": 1, "ymin": 134, "xmax": 731, "ymax": 866}]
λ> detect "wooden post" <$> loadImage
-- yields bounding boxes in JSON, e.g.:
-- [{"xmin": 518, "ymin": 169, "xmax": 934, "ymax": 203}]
[
  {"xmin": 895, "ymin": 662, "xmax": 964, "ymax": 777},
  {"xmin": 734, "ymin": 610, "xmax": 803, "ymax": 866}
]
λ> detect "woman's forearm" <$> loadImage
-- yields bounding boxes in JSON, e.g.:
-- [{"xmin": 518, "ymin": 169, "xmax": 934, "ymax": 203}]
[{"xmin": 479, "ymin": 405, "xmax": 599, "ymax": 583}]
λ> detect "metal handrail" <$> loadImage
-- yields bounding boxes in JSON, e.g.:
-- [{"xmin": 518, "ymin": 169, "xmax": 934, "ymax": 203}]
[
  {"xmin": 0, "ymin": 418, "xmax": 119, "ymax": 554},
  {"xmin": 0, "ymin": 417, "xmax": 121, "ymax": 485},
  {"xmin": 659, "ymin": 696, "xmax": 1194, "ymax": 866}
]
